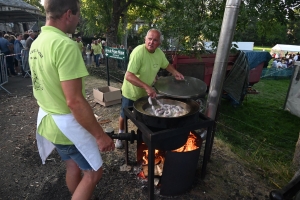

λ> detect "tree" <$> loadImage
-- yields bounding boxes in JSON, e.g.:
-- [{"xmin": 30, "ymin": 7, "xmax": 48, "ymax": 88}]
[
  {"xmin": 81, "ymin": 0, "xmax": 164, "ymax": 47},
  {"xmin": 23, "ymin": 0, "xmax": 44, "ymax": 12},
  {"xmin": 80, "ymin": 0, "xmax": 300, "ymax": 50}
]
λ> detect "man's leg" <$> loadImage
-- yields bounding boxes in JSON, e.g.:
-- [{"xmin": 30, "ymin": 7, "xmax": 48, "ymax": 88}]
[
  {"xmin": 6, "ymin": 56, "xmax": 17, "ymax": 76},
  {"xmin": 116, "ymin": 96, "xmax": 134, "ymax": 149},
  {"xmin": 71, "ymin": 167, "xmax": 103, "ymax": 200},
  {"xmin": 95, "ymin": 54, "xmax": 100, "ymax": 67},
  {"xmin": 119, "ymin": 116, "xmax": 124, "ymax": 132},
  {"xmin": 115, "ymin": 115, "xmax": 124, "ymax": 149},
  {"xmin": 65, "ymin": 159, "xmax": 82, "ymax": 194}
]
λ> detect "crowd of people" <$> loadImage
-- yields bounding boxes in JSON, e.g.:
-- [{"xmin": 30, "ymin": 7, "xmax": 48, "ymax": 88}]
[
  {"xmin": 271, "ymin": 52, "xmax": 300, "ymax": 69},
  {"xmin": 0, "ymin": 29, "xmax": 124, "ymax": 78},
  {"xmin": 75, "ymin": 36, "xmax": 133, "ymax": 68},
  {"xmin": 0, "ymin": 30, "xmax": 37, "ymax": 77}
]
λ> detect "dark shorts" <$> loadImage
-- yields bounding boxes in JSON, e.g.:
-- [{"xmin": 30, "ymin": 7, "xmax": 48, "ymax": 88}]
[
  {"xmin": 120, "ymin": 95, "xmax": 134, "ymax": 118},
  {"xmin": 53, "ymin": 143, "xmax": 93, "ymax": 170}
]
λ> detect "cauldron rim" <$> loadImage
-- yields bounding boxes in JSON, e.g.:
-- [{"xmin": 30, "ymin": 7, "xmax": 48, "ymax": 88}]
[{"xmin": 133, "ymin": 96, "xmax": 200, "ymax": 129}]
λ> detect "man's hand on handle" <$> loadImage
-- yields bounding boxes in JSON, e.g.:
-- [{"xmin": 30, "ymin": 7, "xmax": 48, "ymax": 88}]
[{"xmin": 97, "ymin": 133, "xmax": 115, "ymax": 152}]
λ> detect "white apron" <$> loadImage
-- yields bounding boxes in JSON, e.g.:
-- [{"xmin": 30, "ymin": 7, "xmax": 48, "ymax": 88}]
[{"xmin": 36, "ymin": 107, "xmax": 103, "ymax": 171}]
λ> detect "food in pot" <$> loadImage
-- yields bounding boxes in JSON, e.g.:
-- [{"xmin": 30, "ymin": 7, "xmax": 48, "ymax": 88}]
[{"xmin": 146, "ymin": 97, "xmax": 188, "ymax": 117}]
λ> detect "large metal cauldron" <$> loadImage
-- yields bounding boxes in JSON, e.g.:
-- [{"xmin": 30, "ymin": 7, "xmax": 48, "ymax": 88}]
[
  {"xmin": 133, "ymin": 96, "xmax": 200, "ymax": 129},
  {"xmin": 133, "ymin": 96, "xmax": 200, "ymax": 150}
]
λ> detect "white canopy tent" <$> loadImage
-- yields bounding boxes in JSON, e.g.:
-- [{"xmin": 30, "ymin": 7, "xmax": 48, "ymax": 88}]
[{"xmin": 271, "ymin": 44, "xmax": 300, "ymax": 57}]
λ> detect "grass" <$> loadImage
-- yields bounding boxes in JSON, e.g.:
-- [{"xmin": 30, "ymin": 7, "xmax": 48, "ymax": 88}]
[{"xmin": 216, "ymin": 78, "xmax": 299, "ymax": 188}]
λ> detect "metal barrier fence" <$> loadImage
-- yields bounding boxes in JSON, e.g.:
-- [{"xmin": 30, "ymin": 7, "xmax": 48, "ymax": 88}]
[
  {"xmin": 21, "ymin": 49, "xmax": 30, "ymax": 78},
  {"xmin": 0, "ymin": 53, "xmax": 10, "ymax": 94}
]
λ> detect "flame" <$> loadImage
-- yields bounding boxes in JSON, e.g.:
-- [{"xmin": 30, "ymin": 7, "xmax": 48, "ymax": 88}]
[
  {"xmin": 142, "ymin": 132, "xmax": 199, "ymax": 165},
  {"xmin": 140, "ymin": 132, "xmax": 199, "ymax": 177},
  {"xmin": 143, "ymin": 149, "xmax": 162, "ymax": 165},
  {"xmin": 172, "ymin": 132, "xmax": 199, "ymax": 152}
]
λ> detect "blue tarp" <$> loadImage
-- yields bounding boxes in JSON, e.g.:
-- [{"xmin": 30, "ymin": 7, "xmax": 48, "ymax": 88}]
[{"xmin": 243, "ymin": 51, "xmax": 272, "ymax": 70}]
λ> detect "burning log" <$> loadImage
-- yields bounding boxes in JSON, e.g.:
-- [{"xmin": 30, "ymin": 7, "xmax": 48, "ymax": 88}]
[{"xmin": 142, "ymin": 149, "xmax": 165, "ymax": 177}]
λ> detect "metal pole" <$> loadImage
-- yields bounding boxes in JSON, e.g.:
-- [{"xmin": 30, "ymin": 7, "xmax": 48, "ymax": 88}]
[
  {"xmin": 205, "ymin": 0, "xmax": 242, "ymax": 120},
  {"xmin": 106, "ymin": 54, "xmax": 110, "ymax": 86}
]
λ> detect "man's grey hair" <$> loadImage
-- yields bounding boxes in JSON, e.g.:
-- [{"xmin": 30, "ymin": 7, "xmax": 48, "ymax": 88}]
[{"xmin": 146, "ymin": 28, "xmax": 163, "ymax": 42}]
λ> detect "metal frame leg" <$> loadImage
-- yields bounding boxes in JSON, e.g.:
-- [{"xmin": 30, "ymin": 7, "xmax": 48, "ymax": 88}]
[
  {"xmin": 0, "ymin": 84, "xmax": 11, "ymax": 94},
  {"xmin": 201, "ymin": 125, "xmax": 214, "ymax": 179},
  {"xmin": 148, "ymin": 143, "xmax": 155, "ymax": 200}
]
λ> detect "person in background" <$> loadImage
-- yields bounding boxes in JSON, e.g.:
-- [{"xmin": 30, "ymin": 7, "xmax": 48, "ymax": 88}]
[
  {"xmin": 293, "ymin": 54, "xmax": 299, "ymax": 65},
  {"xmin": 76, "ymin": 36, "xmax": 83, "ymax": 52},
  {"xmin": 287, "ymin": 56, "xmax": 294, "ymax": 68},
  {"xmin": 21, "ymin": 33, "xmax": 29, "ymax": 48},
  {"xmin": 75, "ymin": 36, "xmax": 85, "ymax": 60},
  {"xmin": 285, "ymin": 52, "xmax": 289, "ymax": 58},
  {"xmin": 9, "ymin": 34, "xmax": 22, "ymax": 76},
  {"xmin": 1, "ymin": 33, "xmax": 17, "ymax": 76},
  {"xmin": 96, "ymin": 39, "xmax": 104, "ymax": 64},
  {"xmin": 281, "ymin": 59, "xmax": 287, "ymax": 68},
  {"xmin": 115, "ymin": 29, "xmax": 184, "ymax": 148},
  {"xmin": 91, "ymin": 40, "xmax": 95, "ymax": 63},
  {"xmin": 276, "ymin": 59, "xmax": 282, "ymax": 68},
  {"xmin": 271, "ymin": 58, "xmax": 277, "ymax": 68},
  {"xmin": 14, "ymin": 33, "xmax": 24, "ymax": 76},
  {"xmin": 91, "ymin": 40, "xmax": 102, "ymax": 67},
  {"xmin": 28, "ymin": 0, "xmax": 115, "ymax": 199},
  {"xmin": 7, "ymin": 35, "xmax": 17, "ymax": 74},
  {"xmin": 25, "ymin": 30, "xmax": 36, "ymax": 50}
]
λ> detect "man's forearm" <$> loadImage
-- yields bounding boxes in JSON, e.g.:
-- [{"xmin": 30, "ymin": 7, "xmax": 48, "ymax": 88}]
[
  {"xmin": 68, "ymin": 97, "xmax": 105, "ymax": 140},
  {"xmin": 125, "ymin": 72, "xmax": 149, "ymax": 90}
]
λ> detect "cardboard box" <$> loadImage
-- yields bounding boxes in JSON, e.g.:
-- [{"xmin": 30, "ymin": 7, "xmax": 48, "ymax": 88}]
[{"xmin": 93, "ymin": 86, "xmax": 122, "ymax": 107}]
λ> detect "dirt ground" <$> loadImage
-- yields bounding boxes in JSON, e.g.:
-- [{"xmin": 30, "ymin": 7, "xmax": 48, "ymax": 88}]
[{"xmin": 0, "ymin": 73, "xmax": 274, "ymax": 200}]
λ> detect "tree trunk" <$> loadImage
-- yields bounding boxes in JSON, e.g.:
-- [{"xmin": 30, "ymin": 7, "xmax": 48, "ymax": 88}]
[
  {"xmin": 106, "ymin": 0, "xmax": 126, "ymax": 47},
  {"xmin": 121, "ymin": 7, "xmax": 128, "ymax": 49}
]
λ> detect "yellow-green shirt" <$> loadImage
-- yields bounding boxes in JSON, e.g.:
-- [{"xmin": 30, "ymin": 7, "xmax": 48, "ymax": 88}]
[
  {"xmin": 77, "ymin": 41, "xmax": 84, "ymax": 51},
  {"xmin": 29, "ymin": 26, "xmax": 89, "ymax": 144},
  {"xmin": 122, "ymin": 44, "xmax": 169, "ymax": 101},
  {"xmin": 91, "ymin": 44, "xmax": 102, "ymax": 55}
]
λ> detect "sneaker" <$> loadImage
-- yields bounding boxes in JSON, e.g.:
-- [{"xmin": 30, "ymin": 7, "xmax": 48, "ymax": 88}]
[{"xmin": 115, "ymin": 139, "xmax": 124, "ymax": 149}]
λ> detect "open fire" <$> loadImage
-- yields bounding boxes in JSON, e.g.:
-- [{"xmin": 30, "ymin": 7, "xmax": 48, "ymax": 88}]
[{"xmin": 138, "ymin": 131, "xmax": 200, "ymax": 178}]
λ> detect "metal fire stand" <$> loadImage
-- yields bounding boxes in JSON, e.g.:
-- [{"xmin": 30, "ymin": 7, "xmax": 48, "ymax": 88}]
[{"xmin": 123, "ymin": 107, "xmax": 215, "ymax": 200}]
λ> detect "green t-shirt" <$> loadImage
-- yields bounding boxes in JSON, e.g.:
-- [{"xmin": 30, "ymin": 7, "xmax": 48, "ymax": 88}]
[
  {"xmin": 77, "ymin": 41, "xmax": 83, "ymax": 51},
  {"xmin": 29, "ymin": 26, "xmax": 89, "ymax": 144},
  {"xmin": 91, "ymin": 44, "xmax": 102, "ymax": 55},
  {"xmin": 121, "ymin": 44, "xmax": 169, "ymax": 101}
]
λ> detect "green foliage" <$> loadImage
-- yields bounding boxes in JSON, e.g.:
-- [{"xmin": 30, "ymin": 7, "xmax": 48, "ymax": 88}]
[
  {"xmin": 80, "ymin": 0, "xmax": 164, "ymax": 46},
  {"xmin": 235, "ymin": 0, "xmax": 299, "ymax": 45},
  {"xmin": 23, "ymin": 0, "xmax": 44, "ymax": 12},
  {"xmin": 217, "ymin": 79, "xmax": 299, "ymax": 187},
  {"xmin": 149, "ymin": 0, "xmax": 226, "ymax": 54},
  {"xmin": 79, "ymin": 0, "xmax": 300, "ymax": 50},
  {"xmin": 80, "ymin": 0, "xmax": 112, "ymax": 37}
]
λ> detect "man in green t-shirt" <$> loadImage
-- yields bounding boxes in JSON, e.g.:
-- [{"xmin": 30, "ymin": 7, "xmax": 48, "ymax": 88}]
[
  {"xmin": 28, "ymin": 0, "xmax": 115, "ymax": 199},
  {"xmin": 76, "ymin": 36, "xmax": 83, "ymax": 51},
  {"xmin": 91, "ymin": 40, "xmax": 102, "ymax": 67},
  {"xmin": 116, "ymin": 28, "xmax": 184, "ymax": 148}
]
